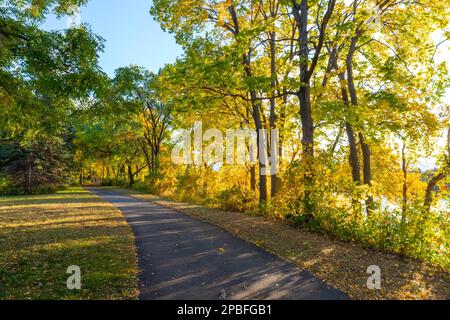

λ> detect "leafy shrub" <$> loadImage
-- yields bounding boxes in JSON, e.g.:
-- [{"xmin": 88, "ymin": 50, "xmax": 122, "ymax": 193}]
[
  {"xmin": 212, "ymin": 186, "xmax": 258, "ymax": 213},
  {"xmin": 265, "ymin": 164, "xmax": 449, "ymax": 270},
  {"xmin": 132, "ymin": 181, "xmax": 154, "ymax": 193},
  {"xmin": 304, "ymin": 203, "xmax": 449, "ymax": 270},
  {"xmin": 0, "ymin": 176, "xmax": 62, "ymax": 195},
  {"xmin": 101, "ymin": 178, "xmax": 128, "ymax": 187}
]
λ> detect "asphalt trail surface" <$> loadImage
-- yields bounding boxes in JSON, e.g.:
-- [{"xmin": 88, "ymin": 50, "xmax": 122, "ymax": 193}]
[{"xmin": 88, "ymin": 188, "xmax": 349, "ymax": 300}]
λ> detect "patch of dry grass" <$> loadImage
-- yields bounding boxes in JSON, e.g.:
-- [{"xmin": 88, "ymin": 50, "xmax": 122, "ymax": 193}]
[
  {"xmin": 0, "ymin": 187, "xmax": 138, "ymax": 300},
  {"xmin": 113, "ymin": 187, "xmax": 450, "ymax": 300}
]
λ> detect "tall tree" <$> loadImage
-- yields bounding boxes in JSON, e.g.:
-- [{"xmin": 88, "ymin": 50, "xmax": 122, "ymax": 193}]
[{"xmin": 289, "ymin": 0, "xmax": 336, "ymax": 217}]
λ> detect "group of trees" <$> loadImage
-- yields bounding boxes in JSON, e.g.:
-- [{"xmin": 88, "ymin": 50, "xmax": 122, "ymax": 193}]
[
  {"xmin": 149, "ymin": 0, "xmax": 449, "ymax": 212},
  {"xmin": 0, "ymin": 1, "xmax": 169, "ymax": 193},
  {"xmin": 0, "ymin": 0, "xmax": 103, "ymax": 193},
  {"xmin": 1, "ymin": 0, "xmax": 448, "ymax": 268},
  {"xmin": 148, "ymin": 0, "xmax": 449, "ymax": 267},
  {"xmin": 74, "ymin": 66, "xmax": 171, "ymax": 188}
]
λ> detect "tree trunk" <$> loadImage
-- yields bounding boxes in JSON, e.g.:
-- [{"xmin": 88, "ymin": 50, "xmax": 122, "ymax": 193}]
[
  {"xmin": 293, "ymin": 0, "xmax": 315, "ymax": 217},
  {"xmin": 140, "ymin": 139, "xmax": 152, "ymax": 175},
  {"xmin": 128, "ymin": 165, "xmax": 135, "ymax": 186},
  {"xmin": 254, "ymin": 114, "xmax": 268, "ymax": 203},
  {"xmin": 250, "ymin": 165, "xmax": 256, "ymax": 191},
  {"xmin": 401, "ymin": 142, "xmax": 408, "ymax": 219},
  {"xmin": 228, "ymin": 4, "xmax": 267, "ymax": 204},
  {"xmin": 330, "ymin": 52, "xmax": 361, "ymax": 184},
  {"xmin": 359, "ymin": 133, "xmax": 374, "ymax": 211},
  {"xmin": 400, "ymin": 141, "xmax": 408, "ymax": 252},
  {"xmin": 423, "ymin": 127, "xmax": 449, "ymax": 214},
  {"xmin": 347, "ymin": 37, "xmax": 374, "ymax": 213},
  {"xmin": 153, "ymin": 148, "xmax": 160, "ymax": 176},
  {"xmin": 269, "ymin": 29, "xmax": 278, "ymax": 198},
  {"xmin": 424, "ymin": 172, "xmax": 447, "ymax": 213},
  {"xmin": 300, "ymin": 85, "xmax": 315, "ymax": 216},
  {"xmin": 24, "ymin": 155, "xmax": 32, "ymax": 194},
  {"xmin": 346, "ymin": 123, "xmax": 361, "ymax": 182}
]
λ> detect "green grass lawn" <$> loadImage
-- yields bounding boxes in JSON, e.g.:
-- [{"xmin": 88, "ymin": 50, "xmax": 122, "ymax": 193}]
[{"xmin": 0, "ymin": 187, "xmax": 138, "ymax": 300}]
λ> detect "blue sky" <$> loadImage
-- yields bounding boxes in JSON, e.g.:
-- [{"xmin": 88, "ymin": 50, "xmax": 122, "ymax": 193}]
[{"xmin": 42, "ymin": 0, "xmax": 183, "ymax": 77}]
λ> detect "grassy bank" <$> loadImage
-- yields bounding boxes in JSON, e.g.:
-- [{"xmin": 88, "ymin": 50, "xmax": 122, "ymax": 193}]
[
  {"xmin": 0, "ymin": 187, "xmax": 138, "ymax": 300},
  {"xmin": 113, "ymin": 187, "xmax": 450, "ymax": 300}
]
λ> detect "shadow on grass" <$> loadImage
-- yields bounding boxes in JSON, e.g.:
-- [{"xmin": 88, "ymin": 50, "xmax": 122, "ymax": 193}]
[
  {"xmin": 0, "ymin": 233, "xmax": 136, "ymax": 300},
  {"xmin": 0, "ymin": 196, "xmax": 101, "ymax": 206},
  {"xmin": 0, "ymin": 187, "xmax": 138, "ymax": 300}
]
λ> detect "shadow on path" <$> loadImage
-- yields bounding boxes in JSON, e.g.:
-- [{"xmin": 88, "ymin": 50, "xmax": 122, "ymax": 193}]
[{"xmin": 88, "ymin": 187, "xmax": 349, "ymax": 300}]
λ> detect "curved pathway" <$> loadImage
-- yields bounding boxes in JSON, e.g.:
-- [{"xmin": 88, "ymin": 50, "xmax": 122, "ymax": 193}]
[{"xmin": 88, "ymin": 188, "xmax": 348, "ymax": 300}]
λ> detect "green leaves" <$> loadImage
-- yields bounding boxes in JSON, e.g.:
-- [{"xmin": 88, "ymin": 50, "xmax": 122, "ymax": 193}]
[{"xmin": 0, "ymin": 0, "xmax": 107, "ymax": 193}]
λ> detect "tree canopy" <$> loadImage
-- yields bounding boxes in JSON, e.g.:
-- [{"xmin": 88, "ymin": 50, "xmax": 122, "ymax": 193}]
[{"xmin": 1, "ymin": 0, "xmax": 449, "ymax": 269}]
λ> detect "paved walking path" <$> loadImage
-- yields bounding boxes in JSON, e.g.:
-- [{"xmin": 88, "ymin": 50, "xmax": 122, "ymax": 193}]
[{"xmin": 88, "ymin": 188, "xmax": 348, "ymax": 300}]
